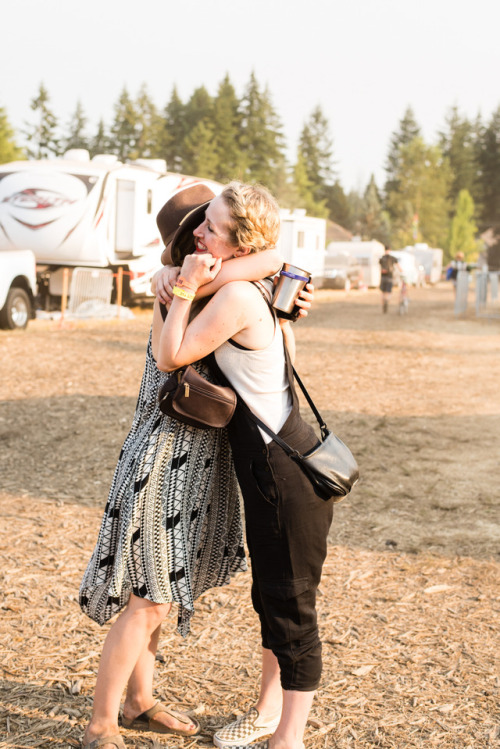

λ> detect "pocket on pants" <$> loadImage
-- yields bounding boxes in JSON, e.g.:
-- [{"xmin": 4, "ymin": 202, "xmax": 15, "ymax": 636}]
[
  {"xmin": 250, "ymin": 458, "xmax": 279, "ymax": 506},
  {"xmin": 259, "ymin": 576, "xmax": 311, "ymax": 601}
]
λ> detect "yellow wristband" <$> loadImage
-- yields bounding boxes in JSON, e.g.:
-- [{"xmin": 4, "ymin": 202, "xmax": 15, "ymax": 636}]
[{"xmin": 172, "ymin": 285, "xmax": 195, "ymax": 301}]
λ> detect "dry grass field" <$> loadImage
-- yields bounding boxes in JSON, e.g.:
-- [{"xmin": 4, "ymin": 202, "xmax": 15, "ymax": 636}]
[{"xmin": 1, "ymin": 282, "xmax": 499, "ymax": 748}]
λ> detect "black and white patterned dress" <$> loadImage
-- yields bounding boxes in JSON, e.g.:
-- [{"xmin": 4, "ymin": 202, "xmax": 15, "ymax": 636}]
[{"xmin": 79, "ymin": 335, "xmax": 246, "ymax": 636}]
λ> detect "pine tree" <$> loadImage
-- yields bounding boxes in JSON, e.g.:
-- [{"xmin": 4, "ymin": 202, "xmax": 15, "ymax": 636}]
[
  {"xmin": 0, "ymin": 105, "xmax": 23, "ymax": 163},
  {"xmin": 108, "ymin": 86, "xmax": 139, "ymax": 161},
  {"xmin": 297, "ymin": 105, "xmax": 336, "ymax": 205},
  {"xmin": 477, "ymin": 105, "xmax": 500, "ymax": 232},
  {"xmin": 290, "ymin": 149, "xmax": 328, "ymax": 217},
  {"xmin": 88, "ymin": 119, "xmax": 109, "ymax": 158},
  {"xmin": 359, "ymin": 175, "xmax": 391, "ymax": 244},
  {"xmin": 162, "ymin": 86, "xmax": 187, "ymax": 172},
  {"xmin": 212, "ymin": 73, "xmax": 244, "ymax": 181},
  {"xmin": 135, "ymin": 84, "xmax": 164, "ymax": 159},
  {"xmin": 323, "ymin": 181, "xmax": 351, "ymax": 228},
  {"xmin": 25, "ymin": 82, "xmax": 59, "ymax": 159},
  {"xmin": 386, "ymin": 136, "xmax": 451, "ymax": 247},
  {"xmin": 238, "ymin": 73, "xmax": 286, "ymax": 194},
  {"xmin": 180, "ymin": 86, "xmax": 215, "ymax": 176},
  {"xmin": 447, "ymin": 189, "xmax": 479, "ymax": 262},
  {"xmin": 183, "ymin": 119, "xmax": 218, "ymax": 179},
  {"xmin": 184, "ymin": 86, "xmax": 213, "ymax": 132},
  {"xmin": 61, "ymin": 100, "xmax": 89, "ymax": 153},
  {"xmin": 346, "ymin": 190, "xmax": 365, "ymax": 236},
  {"xmin": 439, "ymin": 105, "xmax": 479, "ymax": 207},
  {"xmin": 384, "ymin": 106, "xmax": 421, "ymax": 197}
]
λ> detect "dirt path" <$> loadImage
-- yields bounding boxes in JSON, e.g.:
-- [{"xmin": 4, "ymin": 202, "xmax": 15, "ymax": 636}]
[{"xmin": 0, "ymin": 282, "xmax": 499, "ymax": 747}]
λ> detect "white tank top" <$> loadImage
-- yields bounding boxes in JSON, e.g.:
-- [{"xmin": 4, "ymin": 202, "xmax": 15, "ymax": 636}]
[{"xmin": 214, "ymin": 319, "xmax": 292, "ymax": 443}]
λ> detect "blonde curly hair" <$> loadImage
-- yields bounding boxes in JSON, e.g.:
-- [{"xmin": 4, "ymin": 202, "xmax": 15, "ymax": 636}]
[{"xmin": 220, "ymin": 181, "xmax": 280, "ymax": 253}]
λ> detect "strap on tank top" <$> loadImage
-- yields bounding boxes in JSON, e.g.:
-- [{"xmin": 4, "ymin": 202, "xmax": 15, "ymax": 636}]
[{"xmin": 228, "ymin": 279, "xmax": 275, "ymax": 349}]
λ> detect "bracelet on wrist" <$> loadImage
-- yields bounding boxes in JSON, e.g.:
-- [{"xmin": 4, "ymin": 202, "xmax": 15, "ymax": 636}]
[
  {"xmin": 176, "ymin": 276, "xmax": 198, "ymax": 293},
  {"xmin": 172, "ymin": 285, "xmax": 195, "ymax": 301}
]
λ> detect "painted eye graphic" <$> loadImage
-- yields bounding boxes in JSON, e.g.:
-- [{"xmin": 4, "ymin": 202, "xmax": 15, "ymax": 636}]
[{"xmin": 3, "ymin": 188, "xmax": 76, "ymax": 211}]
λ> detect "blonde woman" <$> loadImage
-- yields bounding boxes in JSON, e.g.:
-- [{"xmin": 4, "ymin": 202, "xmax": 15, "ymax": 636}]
[{"xmin": 156, "ymin": 182, "xmax": 333, "ymax": 749}]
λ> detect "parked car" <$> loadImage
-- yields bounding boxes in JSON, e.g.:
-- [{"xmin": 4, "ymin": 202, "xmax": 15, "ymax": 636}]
[
  {"xmin": 322, "ymin": 253, "xmax": 362, "ymax": 290},
  {"xmin": 0, "ymin": 250, "xmax": 37, "ymax": 329}
]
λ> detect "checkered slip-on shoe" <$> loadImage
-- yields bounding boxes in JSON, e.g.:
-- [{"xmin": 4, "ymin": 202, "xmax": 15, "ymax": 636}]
[
  {"xmin": 222, "ymin": 742, "xmax": 270, "ymax": 749},
  {"xmin": 219, "ymin": 742, "xmax": 305, "ymax": 749},
  {"xmin": 213, "ymin": 707, "xmax": 280, "ymax": 748}
]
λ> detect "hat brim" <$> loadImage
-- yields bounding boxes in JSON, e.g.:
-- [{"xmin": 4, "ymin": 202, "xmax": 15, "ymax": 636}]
[{"xmin": 170, "ymin": 200, "xmax": 211, "ymax": 266}]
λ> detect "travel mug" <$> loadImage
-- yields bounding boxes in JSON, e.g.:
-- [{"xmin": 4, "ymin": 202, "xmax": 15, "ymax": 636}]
[{"xmin": 272, "ymin": 263, "xmax": 311, "ymax": 320}]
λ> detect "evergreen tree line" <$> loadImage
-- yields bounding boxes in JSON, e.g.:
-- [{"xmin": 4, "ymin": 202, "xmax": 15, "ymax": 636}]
[{"xmin": 2, "ymin": 75, "xmax": 500, "ymax": 263}]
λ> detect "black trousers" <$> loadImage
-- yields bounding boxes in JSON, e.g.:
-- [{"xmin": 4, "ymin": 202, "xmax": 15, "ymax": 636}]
[{"xmin": 228, "ymin": 398, "xmax": 334, "ymax": 691}]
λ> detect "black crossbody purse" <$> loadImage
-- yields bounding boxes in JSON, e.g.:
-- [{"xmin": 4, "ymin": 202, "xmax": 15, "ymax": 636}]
[{"xmin": 246, "ymin": 367, "xmax": 359, "ymax": 502}]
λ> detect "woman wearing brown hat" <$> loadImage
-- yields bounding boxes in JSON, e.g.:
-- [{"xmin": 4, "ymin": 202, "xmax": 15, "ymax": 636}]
[
  {"xmin": 79, "ymin": 183, "xmax": 297, "ymax": 749},
  {"xmin": 156, "ymin": 181, "xmax": 332, "ymax": 749}
]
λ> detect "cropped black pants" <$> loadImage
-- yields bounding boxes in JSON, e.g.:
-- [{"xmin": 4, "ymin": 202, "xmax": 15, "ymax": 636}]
[{"xmin": 227, "ymin": 399, "xmax": 334, "ymax": 691}]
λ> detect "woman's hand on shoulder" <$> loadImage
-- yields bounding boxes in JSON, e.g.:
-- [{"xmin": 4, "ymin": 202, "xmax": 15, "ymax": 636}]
[
  {"xmin": 180, "ymin": 253, "xmax": 222, "ymax": 290},
  {"xmin": 155, "ymin": 265, "xmax": 180, "ymax": 306}
]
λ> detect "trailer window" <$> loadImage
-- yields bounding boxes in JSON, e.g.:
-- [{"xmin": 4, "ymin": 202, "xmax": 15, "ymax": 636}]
[
  {"xmin": 147, "ymin": 190, "xmax": 152, "ymax": 214},
  {"xmin": 297, "ymin": 231, "xmax": 305, "ymax": 248}
]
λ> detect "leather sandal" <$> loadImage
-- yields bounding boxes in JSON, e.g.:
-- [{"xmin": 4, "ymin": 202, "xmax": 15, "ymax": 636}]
[
  {"xmin": 121, "ymin": 701, "xmax": 201, "ymax": 737},
  {"xmin": 81, "ymin": 735, "xmax": 126, "ymax": 749}
]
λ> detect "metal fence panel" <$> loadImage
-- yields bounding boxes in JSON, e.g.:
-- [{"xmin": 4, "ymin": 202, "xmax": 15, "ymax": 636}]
[
  {"xmin": 68, "ymin": 268, "xmax": 114, "ymax": 315},
  {"xmin": 475, "ymin": 271, "xmax": 500, "ymax": 319},
  {"xmin": 454, "ymin": 270, "xmax": 469, "ymax": 316}
]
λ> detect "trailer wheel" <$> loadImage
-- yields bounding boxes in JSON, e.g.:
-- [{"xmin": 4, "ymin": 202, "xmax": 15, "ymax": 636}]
[{"xmin": 0, "ymin": 287, "xmax": 32, "ymax": 330}]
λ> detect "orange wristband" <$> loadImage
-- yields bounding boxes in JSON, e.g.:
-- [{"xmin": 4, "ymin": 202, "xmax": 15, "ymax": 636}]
[{"xmin": 176, "ymin": 276, "xmax": 198, "ymax": 293}]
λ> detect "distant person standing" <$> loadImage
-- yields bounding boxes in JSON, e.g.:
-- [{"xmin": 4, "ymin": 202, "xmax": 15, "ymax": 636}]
[
  {"xmin": 446, "ymin": 251, "xmax": 467, "ymax": 291},
  {"xmin": 379, "ymin": 245, "xmax": 401, "ymax": 313}
]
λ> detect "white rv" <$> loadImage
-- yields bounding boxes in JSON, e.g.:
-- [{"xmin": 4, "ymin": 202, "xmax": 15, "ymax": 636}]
[
  {"xmin": 402, "ymin": 243, "xmax": 443, "ymax": 284},
  {"xmin": 326, "ymin": 240, "xmax": 385, "ymax": 287},
  {"xmin": 277, "ymin": 209, "xmax": 326, "ymax": 283},
  {"xmin": 0, "ymin": 151, "xmax": 221, "ymax": 306}
]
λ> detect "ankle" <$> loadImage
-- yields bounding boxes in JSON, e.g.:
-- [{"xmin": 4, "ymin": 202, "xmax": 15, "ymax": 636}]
[
  {"xmin": 85, "ymin": 718, "xmax": 119, "ymax": 741},
  {"xmin": 254, "ymin": 702, "xmax": 282, "ymax": 723},
  {"xmin": 122, "ymin": 695, "xmax": 155, "ymax": 719},
  {"xmin": 269, "ymin": 737, "xmax": 304, "ymax": 749}
]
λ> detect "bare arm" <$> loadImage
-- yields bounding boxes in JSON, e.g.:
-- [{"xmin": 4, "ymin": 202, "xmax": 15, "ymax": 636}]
[
  {"xmin": 156, "ymin": 254, "xmax": 273, "ymax": 371},
  {"xmin": 155, "ymin": 248, "xmax": 282, "ymax": 305},
  {"xmin": 196, "ymin": 249, "xmax": 282, "ymax": 298},
  {"xmin": 279, "ymin": 320, "xmax": 296, "ymax": 362}
]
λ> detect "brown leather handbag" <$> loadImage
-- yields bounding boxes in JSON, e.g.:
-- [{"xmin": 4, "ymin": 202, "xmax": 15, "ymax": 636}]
[{"xmin": 158, "ymin": 365, "xmax": 237, "ymax": 429}]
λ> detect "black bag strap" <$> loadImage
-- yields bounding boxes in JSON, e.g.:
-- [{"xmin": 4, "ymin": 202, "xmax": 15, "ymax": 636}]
[
  {"xmin": 245, "ymin": 367, "xmax": 329, "ymax": 453},
  {"xmin": 243, "ymin": 281, "xmax": 330, "ymax": 447},
  {"xmin": 244, "ymin": 406, "xmax": 302, "ymax": 459},
  {"xmin": 290, "ymin": 366, "xmax": 329, "ymax": 440}
]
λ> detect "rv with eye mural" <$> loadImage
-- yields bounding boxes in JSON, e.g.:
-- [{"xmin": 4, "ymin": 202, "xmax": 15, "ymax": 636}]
[{"xmin": 0, "ymin": 150, "xmax": 222, "ymax": 307}]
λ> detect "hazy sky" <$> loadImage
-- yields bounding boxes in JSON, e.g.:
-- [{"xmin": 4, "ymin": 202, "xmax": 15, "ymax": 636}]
[{"xmin": 3, "ymin": 0, "xmax": 499, "ymax": 191}]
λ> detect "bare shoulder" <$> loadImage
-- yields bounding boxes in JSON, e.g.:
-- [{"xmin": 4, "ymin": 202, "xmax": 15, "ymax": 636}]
[{"xmin": 214, "ymin": 280, "xmax": 267, "ymax": 304}]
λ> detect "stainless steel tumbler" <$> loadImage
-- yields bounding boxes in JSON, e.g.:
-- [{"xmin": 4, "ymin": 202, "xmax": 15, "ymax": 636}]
[{"xmin": 272, "ymin": 263, "xmax": 311, "ymax": 318}]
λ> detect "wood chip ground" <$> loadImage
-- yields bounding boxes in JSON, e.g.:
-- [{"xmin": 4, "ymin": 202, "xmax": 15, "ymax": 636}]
[{"xmin": 1, "ymin": 283, "xmax": 499, "ymax": 748}]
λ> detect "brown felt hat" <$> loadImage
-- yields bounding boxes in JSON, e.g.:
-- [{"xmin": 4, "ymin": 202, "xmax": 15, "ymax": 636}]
[
  {"xmin": 169, "ymin": 200, "xmax": 214, "ymax": 266},
  {"xmin": 156, "ymin": 183, "xmax": 216, "ymax": 247}
]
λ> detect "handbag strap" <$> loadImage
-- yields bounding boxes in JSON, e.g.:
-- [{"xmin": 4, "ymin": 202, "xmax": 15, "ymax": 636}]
[
  {"xmin": 244, "ymin": 407, "xmax": 303, "ymax": 460},
  {"xmin": 245, "ymin": 366, "xmax": 329, "ymax": 458},
  {"xmin": 246, "ymin": 281, "xmax": 330, "ymax": 445},
  {"xmin": 290, "ymin": 366, "xmax": 329, "ymax": 440}
]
